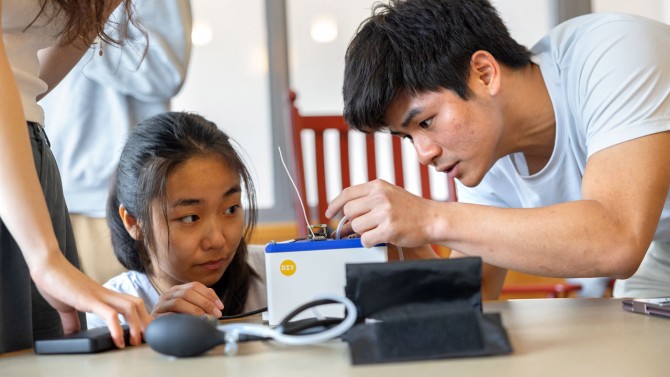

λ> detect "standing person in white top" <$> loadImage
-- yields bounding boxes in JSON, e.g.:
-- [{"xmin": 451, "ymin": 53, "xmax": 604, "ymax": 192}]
[
  {"xmin": 40, "ymin": 0, "xmax": 193, "ymax": 284},
  {"xmin": 0, "ymin": 0, "xmax": 151, "ymax": 354},
  {"xmin": 87, "ymin": 112, "xmax": 267, "ymax": 328},
  {"xmin": 326, "ymin": 0, "xmax": 670, "ymax": 299}
]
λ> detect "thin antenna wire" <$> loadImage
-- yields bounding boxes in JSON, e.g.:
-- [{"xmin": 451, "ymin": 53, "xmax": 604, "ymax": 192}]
[{"xmin": 278, "ymin": 146, "xmax": 315, "ymax": 239}]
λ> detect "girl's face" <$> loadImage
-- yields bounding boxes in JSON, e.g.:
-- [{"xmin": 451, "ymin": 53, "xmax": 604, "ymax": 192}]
[{"xmin": 148, "ymin": 154, "xmax": 245, "ymax": 289}]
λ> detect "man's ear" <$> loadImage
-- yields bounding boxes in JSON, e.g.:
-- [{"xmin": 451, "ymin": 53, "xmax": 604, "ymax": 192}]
[
  {"xmin": 469, "ymin": 50, "xmax": 501, "ymax": 96},
  {"xmin": 119, "ymin": 205, "xmax": 142, "ymax": 240}
]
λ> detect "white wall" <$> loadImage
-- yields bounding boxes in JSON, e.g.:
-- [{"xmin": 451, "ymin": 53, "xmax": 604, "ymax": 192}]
[
  {"xmin": 592, "ymin": 0, "xmax": 670, "ymax": 22},
  {"xmin": 172, "ymin": 0, "xmax": 275, "ymax": 208},
  {"xmin": 493, "ymin": 0, "xmax": 552, "ymax": 47}
]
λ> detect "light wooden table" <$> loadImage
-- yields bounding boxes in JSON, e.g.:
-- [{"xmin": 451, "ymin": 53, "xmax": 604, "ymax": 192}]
[{"xmin": 1, "ymin": 298, "xmax": 669, "ymax": 376}]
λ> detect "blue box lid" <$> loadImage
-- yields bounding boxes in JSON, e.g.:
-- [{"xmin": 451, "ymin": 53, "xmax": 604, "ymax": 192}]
[{"xmin": 265, "ymin": 238, "xmax": 384, "ymax": 253}]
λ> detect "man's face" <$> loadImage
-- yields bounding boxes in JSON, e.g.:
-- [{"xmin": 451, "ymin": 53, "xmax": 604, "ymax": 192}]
[{"xmin": 384, "ymin": 86, "xmax": 505, "ymax": 187}]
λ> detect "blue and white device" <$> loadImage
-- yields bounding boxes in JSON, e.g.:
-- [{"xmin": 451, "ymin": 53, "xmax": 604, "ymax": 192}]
[{"xmin": 265, "ymin": 238, "xmax": 387, "ymax": 325}]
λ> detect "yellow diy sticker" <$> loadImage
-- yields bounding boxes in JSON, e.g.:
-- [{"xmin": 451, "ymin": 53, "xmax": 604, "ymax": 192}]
[{"xmin": 280, "ymin": 259, "xmax": 296, "ymax": 276}]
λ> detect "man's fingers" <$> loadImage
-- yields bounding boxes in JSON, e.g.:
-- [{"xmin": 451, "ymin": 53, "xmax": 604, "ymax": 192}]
[
  {"xmin": 326, "ymin": 182, "xmax": 371, "ymax": 218},
  {"xmin": 331, "ymin": 221, "xmax": 355, "ymax": 239},
  {"xmin": 359, "ymin": 224, "xmax": 387, "ymax": 248}
]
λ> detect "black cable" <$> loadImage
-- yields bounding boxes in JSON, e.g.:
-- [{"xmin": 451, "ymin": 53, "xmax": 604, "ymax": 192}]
[
  {"xmin": 221, "ymin": 299, "xmax": 350, "ymax": 340},
  {"xmin": 274, "ymin": 298, "xmax": 351, "ymax": 336},
  {"xmin": 218, "ymin": 306, "xmax": 268, "ymax": 320},
  {"xmin": 278, "ymin": 298, "xmax": 339, "ymax": 327},
  {"xmin": 281, "ymin": 317, "xmax": 343, "ymax": 335}
]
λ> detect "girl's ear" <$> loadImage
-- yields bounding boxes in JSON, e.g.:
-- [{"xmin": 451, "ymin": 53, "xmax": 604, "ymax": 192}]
[{"xmin": 119, "ymin": 205, "xmax": 142, "ymax": 240}]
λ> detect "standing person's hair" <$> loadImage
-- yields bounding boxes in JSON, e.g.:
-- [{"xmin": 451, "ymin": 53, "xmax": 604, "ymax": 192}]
[
  {"xmin": 32, "ymin": 0, "xmax": 139, "ymax": 47},
  {"xmin": 107, "ymin": 112, "xmax": 258, "ymax": 314},
  {"xmin": 343, "ymin": 0, "xmax": 532, "ymax": 131}
]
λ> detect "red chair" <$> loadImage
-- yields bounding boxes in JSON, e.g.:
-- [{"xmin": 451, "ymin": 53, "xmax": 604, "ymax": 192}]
[
  {"xmin": 500, "ymin": 281, "xmax": 583, "ymax": 299},
  {"xmin": 288, "ymin": 90, "xmax": 456, "ymax": 237}
]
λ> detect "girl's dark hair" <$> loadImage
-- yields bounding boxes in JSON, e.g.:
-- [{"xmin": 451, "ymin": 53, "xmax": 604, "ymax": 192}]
[
  {"xmin": 107, "ymin": 112, "xmax": 258, "ymax": 314},
  {"xmin": 32, "ymin": 0, "xmax": 141, "ymax": 48},
  {"xmin": 343, "ymin": 0, "xmax": 532, "ymax": 131}
]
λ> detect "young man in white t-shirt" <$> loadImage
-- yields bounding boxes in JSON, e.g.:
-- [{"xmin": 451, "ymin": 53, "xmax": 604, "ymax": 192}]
[{"xmin": 326, "ymin": 0, "xmax": 670, "ymax": 299}]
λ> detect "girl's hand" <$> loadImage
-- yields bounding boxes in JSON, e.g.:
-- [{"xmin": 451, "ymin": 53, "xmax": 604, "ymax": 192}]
[{"xmin": 151, "ymin": 282, "xmax": 224, "ymax": 318}]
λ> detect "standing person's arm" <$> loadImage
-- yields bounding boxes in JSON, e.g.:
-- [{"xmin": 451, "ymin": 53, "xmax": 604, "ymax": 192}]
[{"xmin": 0, "ymin": 2, "xmax": 150, "ymax": 348}]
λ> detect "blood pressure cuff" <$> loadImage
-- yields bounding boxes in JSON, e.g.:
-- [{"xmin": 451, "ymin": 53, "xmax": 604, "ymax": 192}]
[{"xmin": 342, "ymin": 257, "xmax": 512, "ymax": 365}]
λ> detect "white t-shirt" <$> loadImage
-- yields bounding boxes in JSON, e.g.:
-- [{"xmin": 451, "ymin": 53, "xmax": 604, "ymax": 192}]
[
  {"xmin": 456, "ymin": 14, "xmax": 670, "ymax": 297},
  {"xmin": 2, "ymin": 0, "xmax": 63, "ymax": 125},
  {"xmin": 86, "ymin": 245, "xmax": 268, "ymax": 328},
  {"xmin": 458, "ymin": 13, "xmax": 670, "ymax": 239}
]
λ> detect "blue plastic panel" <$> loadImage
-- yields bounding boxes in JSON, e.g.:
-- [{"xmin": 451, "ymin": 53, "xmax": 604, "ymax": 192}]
[{"xmin": 265, "ymin": 238, "xmax": 385, "ymax": 253}]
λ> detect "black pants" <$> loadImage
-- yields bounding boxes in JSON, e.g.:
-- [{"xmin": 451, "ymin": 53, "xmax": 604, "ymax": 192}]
[{"xmin": 0, "ymin": 122, "xmax": 85, "ymax": 353}]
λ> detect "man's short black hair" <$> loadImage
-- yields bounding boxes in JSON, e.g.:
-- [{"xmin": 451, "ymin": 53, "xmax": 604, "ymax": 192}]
[{"xmin": 343, "ymin": 0, "xmax": 531, "ymax": 131}]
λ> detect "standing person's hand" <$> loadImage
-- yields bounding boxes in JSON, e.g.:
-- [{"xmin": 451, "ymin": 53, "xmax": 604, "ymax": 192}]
[
  {"xmin": 326, "ymin": 179, "xmax": 441, "ymax": 248},
  {"xmin": 30, "ymin": 251, "xmax": 152, "ymax": 349}
]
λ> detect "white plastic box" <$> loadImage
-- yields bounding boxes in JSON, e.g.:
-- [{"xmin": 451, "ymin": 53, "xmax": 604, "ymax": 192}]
[{"xmin": 264, "ymin": 238, "xmax": 387, "ymax": 325}]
